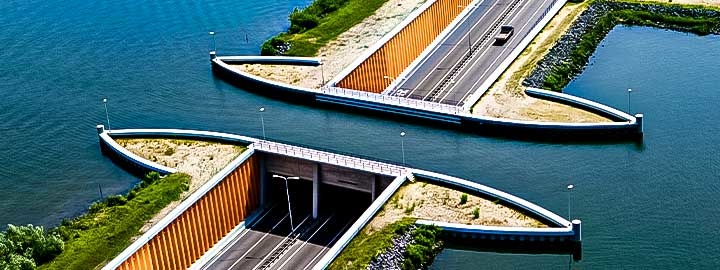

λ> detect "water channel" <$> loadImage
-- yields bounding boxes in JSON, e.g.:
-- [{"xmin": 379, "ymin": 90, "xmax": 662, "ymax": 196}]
[{"xmin": 0, "ymin": 0, "xmax": 718, "ymax": 268}]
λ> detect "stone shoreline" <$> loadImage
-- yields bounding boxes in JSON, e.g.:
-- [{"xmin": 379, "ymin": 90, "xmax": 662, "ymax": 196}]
[{"xmin": 524, "ymin": 0, "xmax": 720, "ymax": 90}]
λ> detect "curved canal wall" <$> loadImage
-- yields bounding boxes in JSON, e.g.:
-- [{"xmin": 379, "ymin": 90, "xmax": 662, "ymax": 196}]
[{"xmin": 213, "ymin": 55, "xmax": 643, "ymax": 139}]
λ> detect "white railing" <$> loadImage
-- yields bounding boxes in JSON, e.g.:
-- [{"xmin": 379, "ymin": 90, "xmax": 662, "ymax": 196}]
[
  {"xmin": 321, "ymin": 86, "xmax": 466, "ymax": 116},
  {"xmin": 254, "ymin": 140, "xmax": 406, "ymax": 177}
]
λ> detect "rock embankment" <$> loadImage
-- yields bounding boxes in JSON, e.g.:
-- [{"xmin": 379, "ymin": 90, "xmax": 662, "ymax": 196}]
[
  {"xmin": 367, "ymin": 225, "xmax": 416, "ymax": 270},
  {"xmin": 524, "ymin": 0, "xmax": 720, "ymax": 89}
]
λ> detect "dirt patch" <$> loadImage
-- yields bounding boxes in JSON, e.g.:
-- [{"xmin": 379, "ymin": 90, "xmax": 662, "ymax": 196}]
[
  {"xmin": 115, "ymin": 138, "xmax": 245, "ymax": 234},
  {"xmin": 365, "ymin": 181, "xmax": 546, "ymax": 234},
  {"xmin": 234, "ymin": 0, "xmax": 428, "ymax": 88}
]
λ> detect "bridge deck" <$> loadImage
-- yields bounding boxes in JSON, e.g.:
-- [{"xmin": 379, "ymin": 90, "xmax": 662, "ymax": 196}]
[{"xmin": 254, "ymin": 140, "xmax": 407, "ymax": 177}]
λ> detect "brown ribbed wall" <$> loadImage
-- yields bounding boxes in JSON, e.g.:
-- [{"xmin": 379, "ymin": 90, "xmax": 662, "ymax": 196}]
[
  {"xmin": 116, "ymin": 155, "xmax": 260, "ymax": 270},
  {"xmin": 336, "ymin": 0, "xmax": 471, "ymax": 93}
]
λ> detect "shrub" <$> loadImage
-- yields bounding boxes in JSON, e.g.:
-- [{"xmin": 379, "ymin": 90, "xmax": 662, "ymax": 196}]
[
  {"xmin": 473, "ymin": 208, "xmax": 480, "ymax": 219},
  {"xmin": 0, "ymin": 224, "xmax": 64, "ymax": 267},
  {"xmin": 163, "ymin": 147, "xmax": 175, "ymax": 156},
  {"xmin": 289, "ymin": 9, "xmax": 320, "ymax": 34},
  {"xmin": 401, "ymin": 225, "xmax": 442, "ymax": 270},
  {"xmin": 459, "ymin": 193, "xmax": 468, "ymax": 205},
  {"xmin": 105, "ymin": 195, "xmax": 127, "ymax": 207}
]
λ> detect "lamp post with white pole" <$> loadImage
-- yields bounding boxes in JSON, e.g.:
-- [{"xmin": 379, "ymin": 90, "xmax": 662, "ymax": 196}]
[
  {"xmin": 400, "ymin": 131, "xmax": 406, "ymax": 166},
  {"xmin": 102, "ymin": 98, "xmax": 111, "ymax": 130},
  {"xmin": 567, "ymin": 184, "xmax": 574, "ymax": 222},
  {"xmin": 273, "ymin": 175, "xmax": 299, "ymax": 231},
  {"xmin": 209, "ymin": 31, "xmax": 216, "ymax": 52},
  {"xmin": 259, "ymin": 107, "xmax": 266, "ymax": 140},
  {"xmin": 627, "ymin": 88, "xmax": 632, "ymax": 114}
]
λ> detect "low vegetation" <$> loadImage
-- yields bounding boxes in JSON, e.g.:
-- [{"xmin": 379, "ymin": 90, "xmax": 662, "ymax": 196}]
[
  {"xmin": 35, "ymin": 172, "xmax": 189, "ymax": 270},
  {"xmin": 401, "ymin": 224, "xmax": 443, "ymax": 270},
  {"xmin": 261, "ymin": 0, "xmax": 388, "ymax": 56}
]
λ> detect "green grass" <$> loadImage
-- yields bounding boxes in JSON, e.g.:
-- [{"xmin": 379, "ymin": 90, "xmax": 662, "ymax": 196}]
[
  {"xmin": 329, "ymin": 217, "xmax": 416, "ymax": 270},
  {"xmin": 39, "ymin": 173, "xmax": 190, "ymax": 270},
  {"xmin": 263, "ymin": 0, "xmax": 388, "ymax": 56},
  {"xmin": 541, "ymin": 0, "xmax": 720, "ymax": 91}
]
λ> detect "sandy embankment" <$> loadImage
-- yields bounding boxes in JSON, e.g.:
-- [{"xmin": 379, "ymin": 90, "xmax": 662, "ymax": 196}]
[
  {"xmin": 472, "ymin": 2, "xmax": 610, "ymax": 122},
  {"xmin": 235, "ymin": 0, "xmax": 427, "ymax": 88},
  {"xmin": 115, "ymin": 138, "xmax": 245, "ymax": 234},
  {"xmin": 365, "ymin": 181, "xmax": 547, "ymax": 234}
]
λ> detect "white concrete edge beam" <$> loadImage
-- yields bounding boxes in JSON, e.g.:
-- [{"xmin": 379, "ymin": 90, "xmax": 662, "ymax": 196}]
[
  {"xmin": 99, "ymin": 131, "xmax": 177, "ymax": 175},
  {"xmin": 102, "ymin": 148, "xmax": 257, "ymax": 270},
  {"xmin": 525, "ymin": 87, "xmax": 636, "ymax": 122},
  {"xmin": 415, "ymin": 219, "xmax": 573, "ymax": 235},
  {"xmin": 216, "ymin": 56, "xmax": 322, "ymax": 66},
  {"xmin": 311, "ymin": 173, "xmax": 410, "ymax": 270},
  {"xmin": 107, "ymin": 128, "xmax": 259, "ymax": 145},
  {"xmin": 462, "ymin": 0, "xmax": 569, "ymax": 111},
  {"xmin": 213, "ymin": 58, "xmax": 321, "ymax": 94}
]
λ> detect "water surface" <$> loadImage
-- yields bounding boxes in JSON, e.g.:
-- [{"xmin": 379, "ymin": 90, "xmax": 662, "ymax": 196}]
[{"xmin": 1, "ymin": 1, "xmax": 719, "ymax": 268}]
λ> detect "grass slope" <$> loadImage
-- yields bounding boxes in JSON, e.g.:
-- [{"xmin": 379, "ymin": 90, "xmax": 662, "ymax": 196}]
[
  {"xmin": 263, "ymin": 0, "xmax": 388, "ymax": 56},
  {"xmin": 39, "ymin": 173, "xmax": 189, "ymax": 270}
]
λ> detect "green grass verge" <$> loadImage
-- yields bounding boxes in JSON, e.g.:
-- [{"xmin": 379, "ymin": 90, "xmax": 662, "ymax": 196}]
[
  {"xmin": 39, "ymin": 173, "xmax": 190, "ymax": 270},
  {"xmin": 542, "ymin": 0, "xmax": 720, "ymax": 91},
  {"xmin": 262, "ymin": 0, "xmax": 388, "ymax": 56},
  {"xmin": 329, "ymin": 217, "xmax": 416, "ymax": 270}
]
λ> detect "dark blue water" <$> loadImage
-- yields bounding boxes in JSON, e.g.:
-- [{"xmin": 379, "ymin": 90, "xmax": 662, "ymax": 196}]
[{"xmin": 0, "ymin": 0, "xmax": 718, "ymax": 267}]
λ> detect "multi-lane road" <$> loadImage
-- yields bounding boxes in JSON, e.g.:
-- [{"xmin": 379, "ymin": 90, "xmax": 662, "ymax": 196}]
[
  {"xmin": 389, "ymin": 0, "xmax": 558, "ymax": 106},
  {"xmin": 202, "ymin": 184, "xmax": 369, "ymax": 270}
]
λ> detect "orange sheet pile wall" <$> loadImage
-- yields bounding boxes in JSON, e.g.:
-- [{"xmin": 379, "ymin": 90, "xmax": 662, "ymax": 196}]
[
  {"xmin": 116, "ymin": 156, "xmax": 260, "ymax": 270},
  {"xmin": 336, "ymin": 0, "xmax": 472, "ymax": 93}
]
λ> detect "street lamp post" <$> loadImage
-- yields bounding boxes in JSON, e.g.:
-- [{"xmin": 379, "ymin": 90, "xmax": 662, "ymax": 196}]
[
  {"xmin": 627, "ymin": 88, "xmax": 632, "ymax": 114},
  {"xmin": 102, "ymin": 98, "xmax": 111, "ymax": 130},
  {"xmin": 400, "ymin": 131, "xmax": 406, "ymax": 166},
  {"xmin": 320, "ymin": 61, "xmax": 325, "ymax": 87},
  {"xmin": 209, "ymin": 31, "xmax": 216, "ymax": 52},
  {"xmin": 273, "ymin": 175, "xmax": 300, "ymax": 231},
  {"xmin": 567, "ymin": 184, "xmax": 574, "ymax": 221},
  {"xmin": 259, "ymin": 107, "xmax": 266, "ymax": 140}
]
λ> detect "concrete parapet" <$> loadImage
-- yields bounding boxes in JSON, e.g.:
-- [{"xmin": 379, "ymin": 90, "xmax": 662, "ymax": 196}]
[
  {"xmin": 216, "ymin": 55, "xmax": 321, "ymax": 66},
  {"xmin": 97, "ymin": 127, "xmax": 177, "ymax": 175},
  {"xmin": 525, "ymin": 87, "xmax": 637, "ymax": 122}
]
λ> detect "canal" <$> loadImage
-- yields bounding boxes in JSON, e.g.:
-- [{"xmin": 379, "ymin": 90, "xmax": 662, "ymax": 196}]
[{"xmin": 0, "ymin": 0, "xmax": 718, "ymax": 268}]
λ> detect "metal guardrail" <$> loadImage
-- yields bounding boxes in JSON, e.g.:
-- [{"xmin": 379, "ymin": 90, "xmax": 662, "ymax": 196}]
[
  {"xmin": 255, "ymin": 140, "xmax": 406, "ymax": 177},
  {"xmin": 321, "ymin": 86, "xmax": 465, "ymax": 115}
]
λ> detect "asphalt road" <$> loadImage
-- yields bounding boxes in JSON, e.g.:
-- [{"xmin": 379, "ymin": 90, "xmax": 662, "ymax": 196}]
[
  {"xmin": 203, "ymin": 185, "xmax": 368, "ymax": 270},
  {"xmin": 390, "ymin": 0, "xmax": 558, "ymax": 106}
]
